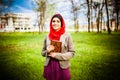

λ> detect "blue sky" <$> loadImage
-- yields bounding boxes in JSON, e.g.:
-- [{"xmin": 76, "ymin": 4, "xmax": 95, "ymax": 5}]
[{"xmin": 10, "ymin": 0, "xmax": 35, "ymax": 13}]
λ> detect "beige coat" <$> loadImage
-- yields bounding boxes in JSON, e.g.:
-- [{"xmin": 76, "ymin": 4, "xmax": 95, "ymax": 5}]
[{"xmin": 41, "ymin": 32, "xmax": 75, "ymax": 69}]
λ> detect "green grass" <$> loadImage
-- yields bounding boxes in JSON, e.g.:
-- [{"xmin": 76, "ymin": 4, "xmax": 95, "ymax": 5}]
[{"xmin": 0, "ymin": 32, "xmax": 120, "ymax": 80}]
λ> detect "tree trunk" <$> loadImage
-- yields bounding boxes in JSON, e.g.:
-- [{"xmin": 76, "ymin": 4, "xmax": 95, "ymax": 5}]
[
  {"xmin": 90, "ymin": 0, "xmax": 94, "ymax": 32},
  {"xmin": 100, "ymin": 11, "xmax": 103, "ymax": 32},
  {"xmin": 105, "ymin": 0, "xmax": 111, "ymax": 34},
  {"xmin": 35, "ymin": 0, "xmax": 47, "ymax": 34},
  {"xmin": 116, "ymin": 9, "xmax": 119, "ymax": 31},
  {"xmin": 70, "ymin": 0, "xmax": 79, "ymax": 32},
  {"xmin": 86, "ymin": 0, "xmax": 90, "ymax": 32}
]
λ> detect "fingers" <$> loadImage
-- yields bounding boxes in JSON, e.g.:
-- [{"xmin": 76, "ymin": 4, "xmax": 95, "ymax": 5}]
[
  {"xmin": 47, "ymin": 45, "xmax": 55, "ymax": 53},
  {"xmin": 48, "ymin": 52, "xmax": 56, "ymax": 57}
]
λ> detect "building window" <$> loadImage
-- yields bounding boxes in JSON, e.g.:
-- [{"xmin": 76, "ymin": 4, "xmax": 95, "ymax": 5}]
[
  {"xmin": 28, "ymin": 28, "xmax": 30, "ymax": 30},
  {"xmin": 24, "ymin": 28, "xmax": 27, "ymax": 30},
  {"xmin": 15, "ymin": 28, "xmax": 20, "ymax": 30}
]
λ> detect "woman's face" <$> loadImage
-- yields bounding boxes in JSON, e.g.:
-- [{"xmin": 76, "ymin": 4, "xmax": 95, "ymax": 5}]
[{"xmin": 52, "ymin": 17, "xmax": 61, "ymax": 31}]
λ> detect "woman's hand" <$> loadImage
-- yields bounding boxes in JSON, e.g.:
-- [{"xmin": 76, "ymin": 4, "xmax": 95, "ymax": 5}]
[
  {"xmin": 47, "ymin": 45, "xmax": 55, "ymax": 53},
  {"xmin": 47, "ymin": 45, "xmax": 56, "ymax": 58},
  {"xmin": 48, "ymin": 52, "xmax": 56, "ymax": 58}
]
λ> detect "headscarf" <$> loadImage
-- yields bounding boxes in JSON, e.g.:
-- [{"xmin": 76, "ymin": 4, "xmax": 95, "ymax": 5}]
[{"xmin": 49, "ymin": 14, "xmax": 65, "ymax": 41}]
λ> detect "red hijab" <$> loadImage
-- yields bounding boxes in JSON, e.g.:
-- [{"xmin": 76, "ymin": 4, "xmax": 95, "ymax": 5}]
[{"xmin": 49, "ymin": 14, "xmax": 65, "ymax": 41}]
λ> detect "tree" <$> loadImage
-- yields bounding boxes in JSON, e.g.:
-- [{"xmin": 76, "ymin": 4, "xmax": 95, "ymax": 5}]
[
  {"xmin": 96, "ymin": 1, "xmax": 104, "ymax": 33},
  {"xmin": 86, "ymin": 0, "xmax": 91, "ymax": 32},
  {"xmin": 70, "ymin": 0, "xmax": 80, "ymax": 32},
  {"xmin": 90, "ymin": 0, "xmax": 94, "ymax": 32},
  {"xmin": 105, "ymin": 0, "xmax": 111, "ymax": 34},
  {"xmin": 34, "ymin": 0, "xmax": 47, "ymax": 34},
  {"xmin": 110, "ymin": 0, "xmax": 120, "ymax": 31}
]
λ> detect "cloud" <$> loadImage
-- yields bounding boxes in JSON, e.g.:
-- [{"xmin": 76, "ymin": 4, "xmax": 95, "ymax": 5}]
[
  {"xmin": 10, "ymin": 5, "xmax": 35, "ymax": 13},
  {"xmin": 24, "ymin": 0, "xmax": 36, "ymax": 9},
  {"xmin": 9, "ymin": 0, "xmax": 36, "ymax": 13}
]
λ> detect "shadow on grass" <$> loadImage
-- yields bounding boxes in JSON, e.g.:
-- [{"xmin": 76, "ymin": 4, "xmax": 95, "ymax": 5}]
[
  {"xmin": 89, "ymin": 53, "xmax": 120, "ymax": 80},
  {"xmin": 0, "ymin": 60, "xmax": 31, "ymax": 80},
  {"xmin": 0, "ymin": 47, "xmax": 44, "ymax": 80},
  {"xmin": 88, "ymin": 34, "xmax": 120, "ymax": 80},
  {"xmin": 0, "ymin": 33, "xmax": 45, "ymax": 80}
]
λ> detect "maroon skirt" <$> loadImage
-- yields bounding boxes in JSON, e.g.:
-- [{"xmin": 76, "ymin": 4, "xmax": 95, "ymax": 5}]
[{"xmin": 43, "ymin": 58, "xmax": 71, "ymax": 80}]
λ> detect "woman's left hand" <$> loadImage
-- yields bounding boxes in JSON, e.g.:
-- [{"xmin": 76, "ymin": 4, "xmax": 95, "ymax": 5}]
[{"xmin": 48, "ymin": 52, "xmax": 56, "ymax": 58}]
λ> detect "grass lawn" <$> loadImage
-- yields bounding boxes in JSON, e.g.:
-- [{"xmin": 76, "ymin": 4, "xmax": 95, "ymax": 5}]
[{"xmin": 0, "ymin": 32, "xmax": 120, "ymax": 80}]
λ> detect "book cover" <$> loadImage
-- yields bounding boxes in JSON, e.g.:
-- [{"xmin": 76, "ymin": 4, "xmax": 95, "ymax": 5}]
[{"xmin": 50, "ymin": 40, "xmax": 62, "ymax": 52}]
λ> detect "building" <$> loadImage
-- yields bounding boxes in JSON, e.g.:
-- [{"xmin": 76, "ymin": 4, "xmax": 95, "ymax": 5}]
[{"xmin": 0, "ymin": 13, "xmax": 38, "ymax": 32}]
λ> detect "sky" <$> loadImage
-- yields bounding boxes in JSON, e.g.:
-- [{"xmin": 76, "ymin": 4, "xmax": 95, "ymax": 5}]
[{"xmin": 10, "ymin": 0, "xmax": 35, "ymax": 13}]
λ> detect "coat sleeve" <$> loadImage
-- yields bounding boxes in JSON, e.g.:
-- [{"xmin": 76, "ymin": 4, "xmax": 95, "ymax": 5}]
[
  {"xmin": 41, "ymin": 36, "xmax": 48, "ymax": 57},
  {"xmin": 54, "ymin": 34, "xmax": 75, "ymax": 60}
]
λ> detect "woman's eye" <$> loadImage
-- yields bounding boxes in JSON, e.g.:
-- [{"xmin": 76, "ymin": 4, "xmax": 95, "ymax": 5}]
[
  {"xmin": 57, "ymin": 20, "xmax": 60, "ymax": 23},
  {"xmin": 52, "ymin": 20, "xmax": 55, "ymax": 22}
]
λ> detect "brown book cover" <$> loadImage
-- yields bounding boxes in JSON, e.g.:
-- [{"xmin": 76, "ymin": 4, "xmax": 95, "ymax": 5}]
[{"xmin": 50, "ymin": 40, "xmax": 62, "ymax": 52}]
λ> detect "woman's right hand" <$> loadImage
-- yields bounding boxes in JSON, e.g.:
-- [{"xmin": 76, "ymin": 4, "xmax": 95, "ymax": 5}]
[{"xmin": 47, "ymin": 45, "xmax": 55, "ymax": 53}]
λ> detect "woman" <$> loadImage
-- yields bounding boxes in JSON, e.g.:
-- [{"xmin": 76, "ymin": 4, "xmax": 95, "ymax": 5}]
[{"xmin": 41, "ymin": 13, "xmax": 75, "ymax": 80}]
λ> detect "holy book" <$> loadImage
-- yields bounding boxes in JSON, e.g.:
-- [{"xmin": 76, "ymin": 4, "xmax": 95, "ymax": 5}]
[{"xmin": 50, "ymin": 40, "xmax": 62, "ymax": 52}]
